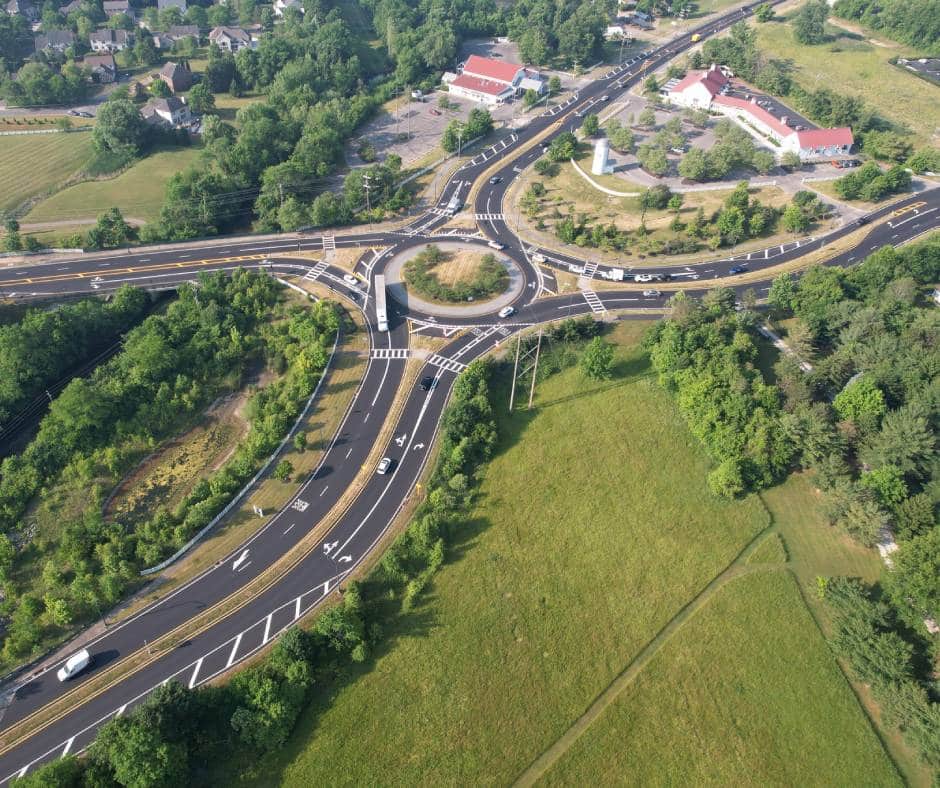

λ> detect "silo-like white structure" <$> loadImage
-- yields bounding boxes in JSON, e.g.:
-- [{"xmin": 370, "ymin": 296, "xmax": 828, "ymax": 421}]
[{"xmin": 591, "ymin": 137, "xmax": 613, "ymax": 175}]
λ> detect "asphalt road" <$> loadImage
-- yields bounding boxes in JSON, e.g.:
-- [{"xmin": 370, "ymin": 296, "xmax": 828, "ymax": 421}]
[{"xmin": 0, "ymin": 0, "xmax": 938, "ymax": 778}]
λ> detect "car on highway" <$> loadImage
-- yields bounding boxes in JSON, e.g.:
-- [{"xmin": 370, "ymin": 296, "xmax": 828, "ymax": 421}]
[
  {"xmin": 376, "ymin": 457, "xmax": 393, "ymax": 475},
  {"xmin": 419, "ymin": 376, "xmax": 437, "ymax": 392},
  {"xmin": 488, "ymin": 176, "xmax": 503, "ymax": 185},
  {"xmin": 855, "ymin": 215, "xmax": 870, "ymax": 225},
  {"xmin": 728, "ymin": 265, "xmax": 748, "ymax": 275},
  {"xmin": 600, "ymin": 94, "xmax": 610, "ymax": 101},
  {"xmin": 634, "ymin": 273, "xmax": 654, "ymax": 283},
  {"xmin": 57, "ymin": 649, "xmax": 92, "ymax": 682},
  {"xmin": 642, "ymin": 289, "xmax": 662, "ymax": 297},
  {"xmin": 498, "ymin": 305, "xmax": 515, "ymax": 319},
  {"xmin": 343, "ymin": 274, "xmax": 358, "ymax": 286}
]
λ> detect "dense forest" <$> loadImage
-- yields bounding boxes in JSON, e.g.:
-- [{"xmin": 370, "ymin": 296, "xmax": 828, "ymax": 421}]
[
  {"xmin": 647, "ymin": 237, "xmax": 940, "ymax": 770},
  {"xmin": 832, "ymin": 0, "xmax": 940, "ymax": 53},
  {"xmin": 0, "ymin": 287, "xmax": 150, "ymax": 423},
  {"xmin": 16, "ymin": 357, "xmax": 501, "ymax": 788},
  {"xmin": 0, "ymin": 271, "xmax": 338, "ymax": 663}
]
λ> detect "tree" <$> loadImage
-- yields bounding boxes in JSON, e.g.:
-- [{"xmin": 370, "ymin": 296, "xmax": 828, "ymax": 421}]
[
  {"xmin": 782, "ymin": 151, "xmax": 802, "ymax": 170},
  {"xmin": 678, "ymin": 147, "xmax": 708, "ymax": 180},
  {"xmin": 92, "ymin": 98, "xmax": 147, "ymax": 158},
  {"xmin": 643, "ymin": 74, "xmax": 660, "ymax": 96},
  {"xmin": 3, "ymin": 218, "xmax": 21, "ymax": 252},
  {"xmin": 637, "ymin": 144, "xmax": 668, "ymax": 176},
  {"xmin": 292, "ymin": 432, "xmax": 307, "ymax": 452},
  {"xmin": 833, "ymin": 376, "xmax": 885, "ymax": 431},
  {"xmin": 752, "ymin": 149, "xmax": 775, "ymax": 174},
  {"xmin": 581, "ymin": 336, "xmax": 614, "ymax": 380},
  {"xmin": 548, "ymin": 75, "xmax": 561, "ymax": 96},
  {"xmin": 547, "ymin": 131, "xmax": 578, "ymax": 162},
  {"xmin": 522, "ymin": 88, "xmax": 539, "ymax": 109},
  {"xmin": 754, "ymin": 2, "xmax": 774, "ymax": 21},
  {"xmin": 86, "ymin": 208, "xmax": 135, "ymax": 250},
  {"xmin": 887, "ymin": 527, "xmax": 940, "ymax": 620},
  {"xmin": 792, "ymin": 0, "xmax": 828, "ymax": 44},
  {"xmin": 273, "ymin": 459, "xmax": 293, "ymax": 481},
  {"xmin": 581, "ymin": 112, "xmax": 599, "ymax": 137},
  {"xmin": 781, "ymin": 202, "xmax": 810, "ymax": 233},
  {"xmin": 133, "ymin": 34, "xmax": 159, "ymax": 67},
  {"xmin": 606, "ymin": 120, "xmax": 634, "ymax": 153},
  {"xmin": 708, "ymin": 458, "xmax": 745, "ymax": 498},
  {"xmin": 637, "ymin": 107, "xmax": 656, "ymax": 128},
  {"xmin": 91, "ymin": 716, "xmax": 187, "ymax": 787},
  {"xmin": 150, "ymin": 79, "xmax": 172, "ymax": 98},
  {"xmin": 187, "ymin": 82, "xmax": 215, "ymax": 114},
  {"xmin": 862, "ymin": 404, "xmax": 936, "ymax": 478}
]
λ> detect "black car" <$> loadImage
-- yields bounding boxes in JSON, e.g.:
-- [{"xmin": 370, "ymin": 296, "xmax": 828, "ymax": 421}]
[
  {"xmin": 488, "ymin": 176, "xmax": 503, "ymax": 185},
  {"xmin": 855, "ymin": 215, "xmax": 870, "ymax": 225},
  {"xmin": 419, "ymin": 376, "xmax": 436, "ymax": 391},
  {"xmin": 728, "ymin": 265, "xmax": 748, "ymax": 275}
]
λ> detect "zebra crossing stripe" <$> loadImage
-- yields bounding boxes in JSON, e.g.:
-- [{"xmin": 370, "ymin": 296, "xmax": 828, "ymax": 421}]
[
  {"xmin": 370, "ymin": 348, "xmax": 409, "ymax": 359},
  {"xmin": 582, "ymin": 289, "xmax": 606, "ymax": 314},
  {"xmin": 427, "ymin": 354, "xmax": 467, "ymax": 373}
]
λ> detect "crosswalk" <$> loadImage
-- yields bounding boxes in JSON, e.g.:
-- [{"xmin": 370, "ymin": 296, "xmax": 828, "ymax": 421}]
[
  {"xmin": 427, "ymin": 353, "xmax": 467, "ymax": 373},
  {"xmin": 474, "ymin": 213, "xmax": 505, "ymax": 221},
  {"xmin": 303, "ymin": 261, "xmax": 329, "ymax": 281},
  {"xmin": 582, "ymin": 289, "xmax": 606, "ymax": 314},
  {"xmin": 370, "ymin": 348, "xmax": 409, "ymax": 360},
  {"xmin": 582, "ymin": 261, "xmax": 598, "ymax": 279},
  {"xmin": 321, "ymin": 234, "xmax": 336, "ymax": 251}
]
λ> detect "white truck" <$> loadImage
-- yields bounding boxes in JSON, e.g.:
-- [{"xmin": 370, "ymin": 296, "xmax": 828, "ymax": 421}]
[
  {"xmin": 57, "ymin": 648, "xmax": 91, "ymax": 682},
  {"xmin": 600, "ymin": 268, "xmax": 625, "ymax": 281}
]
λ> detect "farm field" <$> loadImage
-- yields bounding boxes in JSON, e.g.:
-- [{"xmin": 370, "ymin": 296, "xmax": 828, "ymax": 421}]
[
  {"xmin": 0, "ymin": 132, "xmax": 94, "ymax": 214},
  {"xmin": 753, "ymin": 17, "xmax": 940, "ymax": 149},
  {"xmin": 217, "ymin": 320, "xmax": 894, "ymax": 786},
  {"xmin": 23, "ymin": 145, "xmax": 203, "ymax": 226}
]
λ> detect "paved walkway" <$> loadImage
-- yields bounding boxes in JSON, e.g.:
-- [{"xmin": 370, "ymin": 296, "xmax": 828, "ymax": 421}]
[{"xmin": 384, "ymin": 240, "xmax": 524, "ymax": 318}]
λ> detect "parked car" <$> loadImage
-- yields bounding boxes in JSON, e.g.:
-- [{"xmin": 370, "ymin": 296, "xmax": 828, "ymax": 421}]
[
  {"xmin": 57, "ymin": 649, "xmax": 92, "ymax": 682},
  {"xmin": 498, "ymin": 305, "xmax": 515, "ymax": 319},
  {"xmin": 728, "ymin": 265, "xmax": 748, "ymax": 275},
  {"xmin": 376, "ymin": 457, "xmax": 392, "ymax": 475}
]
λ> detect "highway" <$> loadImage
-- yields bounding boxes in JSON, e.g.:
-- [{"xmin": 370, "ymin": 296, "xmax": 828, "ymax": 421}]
[{"xmin": 0, "ymin": 0, "xmax": 938, "ymax": 778}]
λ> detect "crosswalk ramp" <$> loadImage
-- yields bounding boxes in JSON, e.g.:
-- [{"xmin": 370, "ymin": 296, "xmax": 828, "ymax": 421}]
[
  {"xmin": 321, "ymin": 234, "xmax": 336, "ymax": 251},
  {"xmin": 303, "ymin": 261, "xmax": 329, "ymax": 280},
  {"xmin": 427, "ymin": 354, "xmax": 467, "ymax": 373},
  {"xmin": 370, "ymin": 348, "xmax": 409, "ymax": 360},
  {"xmin": 582, "ymin": 289, "xmax": 606, "ymax": 314}
]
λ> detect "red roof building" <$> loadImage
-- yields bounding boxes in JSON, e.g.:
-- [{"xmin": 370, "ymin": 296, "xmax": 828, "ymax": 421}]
[
  {"xmin": 712, "ymin": 94, "xmax": 793, "ymax": 139},
  {"xmin": 461, "ymin": 54, "xmax": 525, "ymax": 86}
]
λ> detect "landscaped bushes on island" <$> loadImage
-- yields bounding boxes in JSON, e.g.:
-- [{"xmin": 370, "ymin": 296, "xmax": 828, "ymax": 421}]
[{"xmin": 403, "ymin": 244, "xmax": 509, "ymax": 303}]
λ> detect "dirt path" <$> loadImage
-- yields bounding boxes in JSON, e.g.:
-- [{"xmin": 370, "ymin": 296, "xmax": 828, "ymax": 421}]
[{"xmin": 513, "ymin": 525, "xmax": 783, "ymax": 786}]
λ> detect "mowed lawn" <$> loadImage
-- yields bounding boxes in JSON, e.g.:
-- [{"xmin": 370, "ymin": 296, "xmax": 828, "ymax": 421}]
[
  {"xmin": 221, "ymin": 321, "xmax": 895, "ymax": 786},
  {"xmin": 0, "ymin": 132, "xmax": 93, "ymax": 213},
  {"xmin": 24, "ymin": 145, "xmax": 203, "ymax": 225},
  {"xmin": 753, "ymin": 18, "xmax": 940, "ymax": 148},
  {"xmin": 543, "ymin": 571, "xmax": 901, "ymax": 786}
]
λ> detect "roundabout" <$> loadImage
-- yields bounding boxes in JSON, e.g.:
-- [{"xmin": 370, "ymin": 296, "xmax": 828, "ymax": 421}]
[{"xmin": 382, "ymin": 240, "xmax": 526, "ymax": 319}]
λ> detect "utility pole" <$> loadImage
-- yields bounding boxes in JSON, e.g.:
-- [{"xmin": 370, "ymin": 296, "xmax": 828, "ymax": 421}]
[
  {"xmin": 508, "ymin": 334, "xmax": 522, "ymax": 411},
  {"xmin": 457, "ymin": 127, "xmax": 464, "ymax": 158},
  {"xmin": 363, "ymin": 172, "xmax": 372, "ymax": 228},
  {"xmin": 527, "ymin": 328, "xmax": 543, "ymax": 410}
]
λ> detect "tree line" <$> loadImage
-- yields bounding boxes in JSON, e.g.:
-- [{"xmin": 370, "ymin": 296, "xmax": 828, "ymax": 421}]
[
  {"xmin": 0, "ymin": 271, "xmax": 338, "ymax": 663},
  {"xmin": 15, "ymin": 356, "xmax": 501, "ymax": 788},
  {"xmin": 832, "ymin": 0, "xmax": 940, "ymax": 52}
]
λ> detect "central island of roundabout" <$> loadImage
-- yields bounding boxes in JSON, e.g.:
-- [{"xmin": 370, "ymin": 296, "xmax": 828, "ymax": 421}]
[{"xmin": 383, "ymin": 240, "xmax": 527, "ymax": 319}]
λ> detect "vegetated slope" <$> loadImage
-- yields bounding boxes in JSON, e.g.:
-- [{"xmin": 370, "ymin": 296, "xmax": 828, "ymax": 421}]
[
  {"xmin": 543, "ymin": 571, "xmax": 901, "ymax": 786},
  {"xmin": 242, "ymin": 322, "xmax": 887, "ymax": 786},
  {"xmin": 0, "ymin": 132, "xmax": 93, "ymax": 214}
]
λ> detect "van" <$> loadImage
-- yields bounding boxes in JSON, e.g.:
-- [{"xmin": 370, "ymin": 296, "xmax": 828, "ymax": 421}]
[{"xmin": 57, "ymin": 648, "xmax": 91, "ymax": 682}]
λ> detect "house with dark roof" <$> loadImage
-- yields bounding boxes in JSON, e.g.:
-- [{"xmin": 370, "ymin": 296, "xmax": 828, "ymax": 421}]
[
  {"xmin": 5, "ymin": 0, "xmax": 38, "ymax": 20},
  {"xmin": 34, "ymin": 29, "xmax": 75, "ymax": 52},
  {"xmin": 89, "ymin": 28, "xmax": 133, "ymax": 51},
  {"xmin": 167, "ymin": 24, "xmax": 199, "ymax": 41},
  {"xmin": 102, "ymin": 0, "xmax": 133, "ymax": 17},
  {"xmin": 159, "ymin": 60, "xmax": 192, "ymax": 92},
  {"xmin": 83, "ymin": 53, "xmax": 117, "ymax": 82},
  {"xmin": 157, "ymin": 0, "xmax": 186, "ymax": 11},
  {"xmin": 208, "ymin": 25, "xmax": 255, "ymax": 51},
  {"xmin": 141, "ymin": 95, "xmax": 191, "ymax": 126},
  {"xmin": 59, "ymin": 0, "xmax": 84, "ymax": 15}
]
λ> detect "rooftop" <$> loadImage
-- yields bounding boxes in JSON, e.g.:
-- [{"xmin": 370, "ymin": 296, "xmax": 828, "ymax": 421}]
[
  {"xmin": 450, "ymin": 72, "xmax": 513, "ymax": 97},
  {"xmin": 461, "ymin": 54, "xmax": 523, "ymax": 85}
]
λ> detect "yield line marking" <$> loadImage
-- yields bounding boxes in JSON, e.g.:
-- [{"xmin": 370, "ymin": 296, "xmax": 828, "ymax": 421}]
[
  {"xmin": 226, "ymin": 633, "xmax": 243, "ymax": 668},
  {"xmin": 62, "ymin": 736, "xmax": 75, "ymax": 756},
  {"xmin": 294, "ymin": 596, "xmax": 302, "ymax": 620},
  {"xmin": 263, "ymin": 613, "xmax": 273, "ymax": 644}
]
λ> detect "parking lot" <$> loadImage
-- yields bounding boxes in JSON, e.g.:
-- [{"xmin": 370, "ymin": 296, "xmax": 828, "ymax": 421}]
[{"xmin": 719, "ymin": 81, "xmax": 816, "ymax": 132}]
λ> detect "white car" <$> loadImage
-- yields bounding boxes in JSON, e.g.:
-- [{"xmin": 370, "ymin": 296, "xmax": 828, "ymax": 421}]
[
  {"xmin": 642, "ymin": 289, "xmax": 662, "ymax": 297},
  {"xmin": 57, "ymin": 648, "xmax": 91, "ymax": 682},
  {"xmin": 487, "ymin": 240, "xmax": 505, "ymax": 251},
  {"xmin": 498, "ymin": 306, "xmax": 515, "ymax": 319},
  {"xmin": 376, "ymin": 457, "xmax": 392, "ymax": 475},
  {"xmin": 343, "ymin": 274, "xmax": 358, "ymax": 286},
  {"xmin": 600, "ymin": 94, "xmax": 610, "ymax": 101},
  {"xmin": 634, "ymin": 273, "xmax": 654, "ymax": 283}
]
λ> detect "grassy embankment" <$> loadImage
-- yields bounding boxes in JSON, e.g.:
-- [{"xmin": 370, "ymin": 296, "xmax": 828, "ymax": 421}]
[
  {"xmin": 0, "ymin": 133, "xmax": 94, "ymax": 215},
  {"xmin": 216, "ymin": 320, "xmax": 899, "ymax": 787}
]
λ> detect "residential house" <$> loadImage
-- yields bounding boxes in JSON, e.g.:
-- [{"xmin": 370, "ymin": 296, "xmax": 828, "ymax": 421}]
[
  {"xmin": 34, "ymin": 29, "xmax": 75, "ymax": 52},
  {"xmin": 208, "ymin": 25, "xmax": 255, "ymax": 51},
  {"xmin": 89, "ymin": 28, "xmax": 132, "ymax": 51},
  {"xmin": 159, "ymin": 60, "xmax": 192, "ymax": 92},
  {"xmin": 157, "ymin": 0, "xmax": 186, "ymax": 11},
  {"xmin": 5, "ymin": 0, "xmax": 38, "ymax": 21},
  {"xmin": 141, "ymin": 95, "xmax": 191, "ymax": 126},
  {"xmin": 667, "ymin": 64, "xmax": 729, "ymax": 109},
  {"xmin": 167, "ymin": 24, "xmax": 199, "ymax": 43},
  {"xmin": 273, "ymin": 0, "xmax": 302, "ymax": 16},
  {"xmin": 59, "ymin": 0, "xmax": 84, "ymax": 15},
  {"xmin": 446, "ymin": 54, "xmax": 543, "ymax": 106},
  {"xmin": 102, "ymin": 0, "xmax": 134, "ymax": 18},
  {"xmin": 83, "ymin": 53, "xmax": 117, "ymax": 82}
]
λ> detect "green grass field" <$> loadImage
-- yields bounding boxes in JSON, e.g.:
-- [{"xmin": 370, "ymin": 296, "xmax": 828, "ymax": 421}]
[
  {"xmin": 24, "ymin": 145, "xmax": 203, "ymax": 225},
  {"xmin": 753, "ymin": 16, "xmax": 940, "ymax": 148},
  {"xmin": 0, "ymin": 132, "xmax": 94, "ymax": 214},
  {"xmin": 220, "ymin": 321, "xmax": 896, "ymax": 786},
  {"xmin": 542, "ymin": 570, "xmax": 901, "ymax": 786}
]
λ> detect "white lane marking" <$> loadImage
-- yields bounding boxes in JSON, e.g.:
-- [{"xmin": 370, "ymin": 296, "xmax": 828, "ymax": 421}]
[
  {"xmin": 116, "ymin": 704, "xmax": 127, "ymax": 716},
  {"xmin": 319, "ymin": 486, "xmax": 329, "ymax": 497},
  {"xmin": 188, "ymin": 658, "xmax": 203, "ymax": 689},
  {"xmin": 345, "ymin": 447, "xmax": 353, "ymax": 459},
  {"xmin": 236, "ymin": 561, "xmax": 252, "ymax": 573},
  {"xmin": 263, "ymin": 613, "xmax": 273, "ymax": 644},
  {"xmin": 294, "ymin": 596, "xmax": 302, "ymax": 619},
  {"xmin": 16, "ymin": 766, "xmax": 27, "ymax": 778},
  {"xmin": 283, "ymin": 523, "xmax": 295, "ymax": 535},
  {"xmin": 62, "ymin": 736, "xmax": 75, "ymax": 756},
  {"xmin": 370, "ymin": 330, "xmax": 393, "ymax": 408},
  {"xmin": 364, "ymin": 412, "xmax": 370, "ymax": 422},
  {"xmin": 232, "ymin": 549, "xmax": 249, "ymax": 571},
  {"xmin": 226, "ymin": 633, "xmax": 243, "ymax": 668}
]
